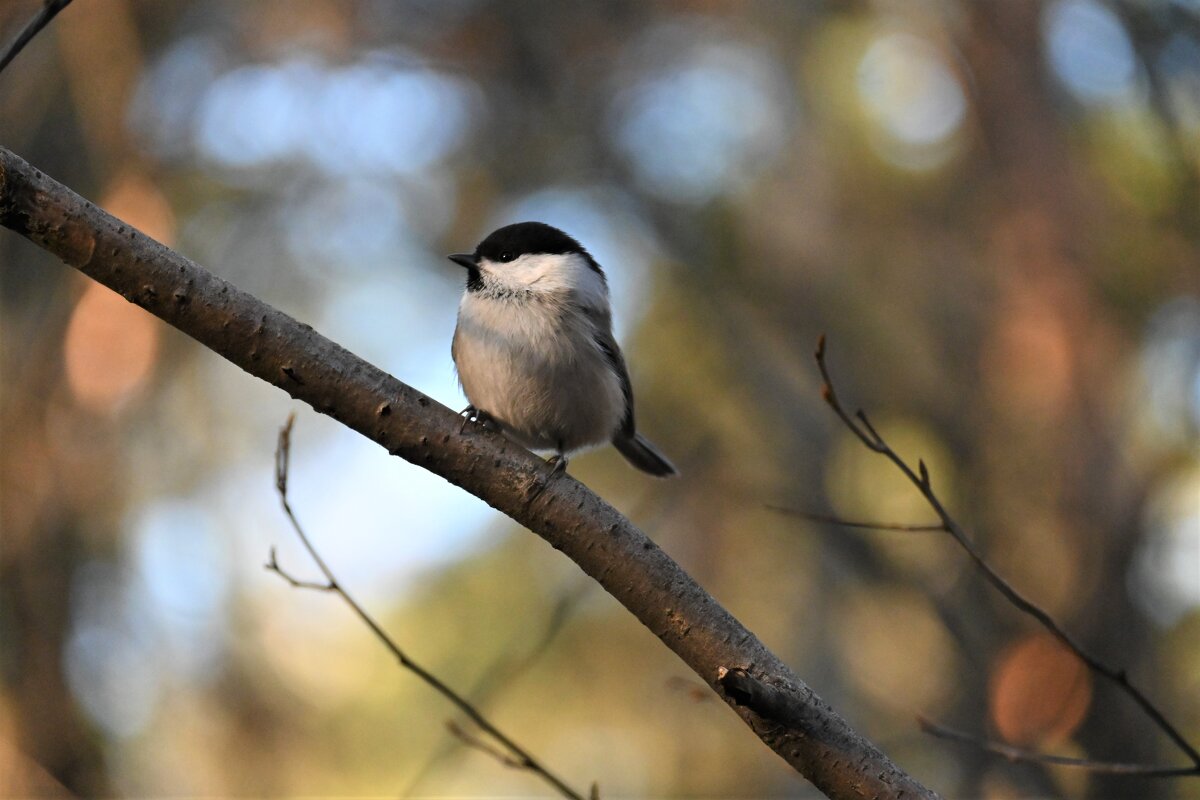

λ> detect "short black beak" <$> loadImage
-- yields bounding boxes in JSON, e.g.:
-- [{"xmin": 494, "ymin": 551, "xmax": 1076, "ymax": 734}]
[{"xmin": 448, "ymin": 253, "xmax": 478, "ymax": 270}]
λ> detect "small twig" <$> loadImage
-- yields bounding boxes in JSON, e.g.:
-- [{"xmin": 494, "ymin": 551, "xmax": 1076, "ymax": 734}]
[
  {"xmin": 401, "ymin": 583, "xmax": 590, "ymax": 798},
  {"xmin": 918, "ymin": 718, "xmax": 1200, "ymax": 778},
  {"xmin": 264, "ymin": 547, "xmax": 334, "ymax": 592},
  {"xmin": 814, "ymin": 335, "xmax": 1200, "ymax": 773},
  {"xmin": 0, "ymin": 0, "xmax": 74, "ymax": 75},
  {"xmin": 445, "ymin": 720, "xmax": 605, "ymax": 800},
  {"xmin": 766, "ymin": 506, "xmax": 944, "ymax": 532},
  {"xmin": 445, "ymin": 720, "xmax": 527, "ymax": 770},
  {"xmin": 267, "ymin": 414, "xmax": 588, "ymax": 800}
]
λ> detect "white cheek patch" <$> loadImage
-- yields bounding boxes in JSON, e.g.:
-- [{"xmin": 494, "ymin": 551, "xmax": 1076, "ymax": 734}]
[
  {"xmin": 480, "ymin": 252, "xmax": 608, "ymax": 305},
  {"xmin": 479, "ymin": 255, "xmax": 544, "ymax": 287},
  {"xmin": 504, "ymin": 253, "xmax": 565, "ymax": 289}
]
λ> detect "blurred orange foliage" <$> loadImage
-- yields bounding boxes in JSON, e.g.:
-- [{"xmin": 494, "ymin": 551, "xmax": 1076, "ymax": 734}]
[
  {"xmin": 63, "ymin": 282, "xmax": 159, "ymax": 413},
  {"xmin": 989, "ymin": 632, "xmax": 1093, "ymax": 747}
]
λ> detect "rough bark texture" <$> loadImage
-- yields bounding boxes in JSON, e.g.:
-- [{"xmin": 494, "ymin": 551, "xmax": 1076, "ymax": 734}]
[{"xmin": 0, "ymin": 145, "xmax": 938, "ymax": 800}]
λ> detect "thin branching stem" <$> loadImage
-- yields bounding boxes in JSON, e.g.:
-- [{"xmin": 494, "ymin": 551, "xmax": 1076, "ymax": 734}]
[
  {"xmin": 445, "ymin": 721, "xmax": 526, "ymax": 770},
  {"xmin": 266, "ymin": 414, "xmax": 587, "ymax": 800},
  {"xmin": 766, "ymin": 506, "xmax": 944, "ymax": 532},
  {"xmin": 918, "ymin": 718, "xmax": 1199, "ymax": 778},
  {"xmin": 0, "ymin": 0, "xmax": 74, "ymax": 74},
  {"xmin": 814, "ymin": 334, "xmax": 1200, "ymax": 773}
]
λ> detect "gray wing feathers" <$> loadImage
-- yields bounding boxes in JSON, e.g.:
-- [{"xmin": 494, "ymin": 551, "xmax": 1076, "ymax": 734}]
[
  {"xmin": 591, "ymin": 324, "xmax": 677, "ymax": 476},
  {"xmin": 592, "ymin": 326, "xmax": 635, "ymax": 438}
]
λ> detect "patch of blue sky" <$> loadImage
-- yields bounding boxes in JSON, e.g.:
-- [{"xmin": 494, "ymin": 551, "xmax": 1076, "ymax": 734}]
[
  {"xmin": 610, "ymin": 35, "xmax": 790, "ymax": 203},
  {"xmin": 65, "ymin": 561, "xmax": 162, "ymax": 738},
  {"xmin": 1130, "ymin": 468, "xmax": 1200, "ymax": 627},
  {"xmin": 188, "ymin": 52, "xmax": 474, "ymax": 178},
  {"xmin": 858, "ymin": 32, "xmax": 965, "ymax": 146},
  {"xmin": 1141, "ymin": 295, "xmax": 1200, "ymax": 442},
  {"xmin": 856, "ymin": 30, "xmax": 967, "ymax": 171},
  {"xmin": 1043, "ymin": 0, "xmax": 1140, "ymax": 105}
]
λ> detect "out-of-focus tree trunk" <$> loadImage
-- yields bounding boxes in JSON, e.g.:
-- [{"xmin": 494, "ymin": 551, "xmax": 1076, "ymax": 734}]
[
  {"xmin": 0, "ymin": 343, "xmax": 112, "ymax": 796},
  {"xmin": 962, "ymin": 3, "xmax": 1169, "ymax": 794}
]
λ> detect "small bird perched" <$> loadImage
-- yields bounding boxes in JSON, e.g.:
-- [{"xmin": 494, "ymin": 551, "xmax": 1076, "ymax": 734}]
[{"xmin": 448, "ymin": 221, "xmax": 677, "ymax": 477}]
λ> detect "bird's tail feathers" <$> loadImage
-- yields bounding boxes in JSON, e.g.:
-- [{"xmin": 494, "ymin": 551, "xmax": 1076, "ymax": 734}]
[{"xmin": 614, "ymin": 433, "xmax": 678, "ymax": 477}]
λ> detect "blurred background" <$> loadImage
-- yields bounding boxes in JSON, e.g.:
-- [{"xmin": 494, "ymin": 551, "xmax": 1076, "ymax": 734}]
[{"xmin": 1, "ymin": 1, "xmax": 1198, "ymax": 797}]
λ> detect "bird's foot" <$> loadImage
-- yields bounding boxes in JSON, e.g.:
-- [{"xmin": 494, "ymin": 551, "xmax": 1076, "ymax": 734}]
[
  {"xmin": 526, "ymin": 452, "xmax": 568, "ymax": 504},
  {"xmin": 546, "ymin": 452, "xmax": 568, "ymax": 476},
  {"xmin": 459, "ymin": 405, "xmax": 498, "ymax": 434}
]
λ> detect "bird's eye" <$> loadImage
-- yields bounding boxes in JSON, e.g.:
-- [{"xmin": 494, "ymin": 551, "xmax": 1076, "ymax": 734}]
[{"xmin": 498, "ymin": 251, "xmax": 515, "ymax": 263}]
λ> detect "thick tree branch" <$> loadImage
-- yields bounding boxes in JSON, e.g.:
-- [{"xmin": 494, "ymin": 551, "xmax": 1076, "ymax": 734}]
[
  {"xmin": 0, "ymin": 146, "xmax": 937, "ymax": 799},
  {"xmin": 814, "ymin": 335, "xmax": 1200, "ymax": 776},
  {"xmin": 718, "ymin": 667, "xmax": 816, "ymax": 728}
]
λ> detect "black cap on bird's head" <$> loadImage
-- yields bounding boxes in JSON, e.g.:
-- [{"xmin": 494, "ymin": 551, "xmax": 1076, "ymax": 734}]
[{"xmin": 448, "ymin": 222, "xmax": 603, "ymax": 287}]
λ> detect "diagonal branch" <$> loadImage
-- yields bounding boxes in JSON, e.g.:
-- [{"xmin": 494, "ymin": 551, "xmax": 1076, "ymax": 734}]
[
  {"xmin": 766, "ymin": 506, "xmax": 944, "ymax": 532},
  {"xmin": 401, "ymin": 582, "xmax": 589, "ymax": 798},
  {"xmin": 267, "ymin": 414, "xmax": 587, "ymax": 800},
  {"xmin": 814, "ymin": 334, "xmax": 1200, "ymax": 774},
  {"xmin": 918, "ymin": 718, "xmax": 1199, "ymax": 779},
  {"xmin": 0, "ymin": 146, "xmax": 938, "ymax": 800},
  {"xmin": 0, "ymin": 0, "xmax": 74, "ymax": 75},
  {"xmin": 443, "ymin": 720, "xmax": 601, "ymax": 799}
]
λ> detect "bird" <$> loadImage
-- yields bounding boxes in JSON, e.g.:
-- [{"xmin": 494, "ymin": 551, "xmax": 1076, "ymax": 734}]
[{"xmin": 448, "ymin": 221, "xmax": 677, "ymax": 478}]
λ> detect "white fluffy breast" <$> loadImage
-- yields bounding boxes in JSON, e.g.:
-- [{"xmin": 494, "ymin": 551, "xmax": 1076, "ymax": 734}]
[{"xmin": 451, "ymin": 255, "xmax": 625, "ymax": 453}]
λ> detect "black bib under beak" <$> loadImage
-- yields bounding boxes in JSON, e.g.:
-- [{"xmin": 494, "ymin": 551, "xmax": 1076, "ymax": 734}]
[{"xmin": 448, "ymin": 253, "xmax": 478, "ymax": 269}]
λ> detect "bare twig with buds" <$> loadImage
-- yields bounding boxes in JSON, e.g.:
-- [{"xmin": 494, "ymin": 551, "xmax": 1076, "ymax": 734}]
[
  {"xmin": 266, "ymin": 414, "xmax": 589, "ymax": 800},
  {"xmin": 917, "ymin": 718, "xmax": 1199, "ymax": 778},
  {"xmin": 812, "ymin": 334, "xmax": 1200, "ymax": 778},
  {"xmin": 0, "ymin": 0, "xmax": 74, "ymax": 74}
]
